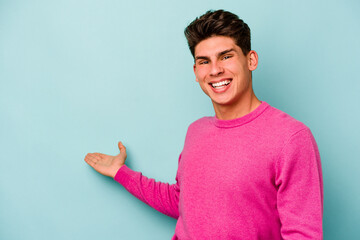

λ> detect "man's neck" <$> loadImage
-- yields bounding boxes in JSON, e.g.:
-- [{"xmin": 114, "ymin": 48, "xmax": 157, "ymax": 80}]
[{"xmin": 213, "ymin": 93, "xmax": 261, "ymax": 120}]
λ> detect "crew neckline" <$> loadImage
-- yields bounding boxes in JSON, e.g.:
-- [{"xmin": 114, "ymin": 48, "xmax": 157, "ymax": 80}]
[{"xmin": 212, "ymin": 101, "xmax": 270, "ymax": 128}]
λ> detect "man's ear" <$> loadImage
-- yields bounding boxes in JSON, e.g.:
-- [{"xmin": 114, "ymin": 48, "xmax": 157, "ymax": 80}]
[
  {"xmin": 193, "ymin": 64, "xmax": 199, "ymax": 82},
  {"xmin": 248, "ymin": 50, "xmax": 258, "ymax": 71}
]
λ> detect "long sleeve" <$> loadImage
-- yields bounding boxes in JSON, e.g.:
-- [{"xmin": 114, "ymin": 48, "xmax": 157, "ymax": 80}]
[
  {"xmin": 275, "ymin": 127, "xmax": 323, "ymax": 239},
  {"xmin": 113, "ymin": 155, "xmax": 181, "ymax": 219}
]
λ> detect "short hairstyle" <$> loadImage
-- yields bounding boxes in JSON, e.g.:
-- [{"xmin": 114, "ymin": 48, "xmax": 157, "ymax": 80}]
[{"xmin": 184, "ymin": 10, "xmax": 251, "ymax": 58}]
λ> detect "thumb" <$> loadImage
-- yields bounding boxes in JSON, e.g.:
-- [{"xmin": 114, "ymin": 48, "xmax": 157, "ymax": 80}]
[{"xmin": 118, "ymin": 141, "xmax": 127, "ymax": 155}]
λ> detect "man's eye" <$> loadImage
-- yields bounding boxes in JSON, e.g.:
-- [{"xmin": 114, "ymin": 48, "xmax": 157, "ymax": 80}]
[
  {"xmin": 223, "ymin": 55, "xmax": 232, "ymax": 60},
  {"xmin": 199, "ymin": 61, "xmax": 209, "ymax": 65}
]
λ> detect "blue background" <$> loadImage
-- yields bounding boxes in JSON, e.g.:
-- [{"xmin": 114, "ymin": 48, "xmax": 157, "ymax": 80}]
[{"xmin": 1, "ymin": 0, "xmax": 359, "ymax": 239}]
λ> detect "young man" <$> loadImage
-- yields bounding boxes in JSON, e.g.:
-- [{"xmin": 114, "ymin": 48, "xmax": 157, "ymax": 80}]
[{"xmin": 85, "ymin": 10, "xmax": 323, "ymax": 239}]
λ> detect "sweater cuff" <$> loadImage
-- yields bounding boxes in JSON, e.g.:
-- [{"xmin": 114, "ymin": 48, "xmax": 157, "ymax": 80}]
[{"xmin": 114, "ymin": 165, "xmax": 137, "ymax": 186}]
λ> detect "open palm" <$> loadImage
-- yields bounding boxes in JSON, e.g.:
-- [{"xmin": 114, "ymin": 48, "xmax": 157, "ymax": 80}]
[{"xmin": 85, "ymin": 141, "xmax": 127, "ymax": 178}]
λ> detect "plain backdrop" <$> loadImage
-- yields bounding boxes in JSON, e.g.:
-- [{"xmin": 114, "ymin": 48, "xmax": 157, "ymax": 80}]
[{"xmin": 1, "ymin": 0, "xmax": 359, "ymax": 239}]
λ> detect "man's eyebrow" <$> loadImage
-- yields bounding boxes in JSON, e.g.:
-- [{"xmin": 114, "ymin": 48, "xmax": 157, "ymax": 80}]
[
  {"xmin": 217, "ymin": 48, "xmax": 235, "ymax": 57},
  {"xmin": 195, "ymin": 48, "xmax": 236, "ymax": 61},
  {"xmin": 195, "ymin": 56, "xmax": 209, "ymax": 61}
]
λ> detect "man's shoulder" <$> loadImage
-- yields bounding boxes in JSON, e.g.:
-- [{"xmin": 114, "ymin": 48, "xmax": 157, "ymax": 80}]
[
  {"xmin": 263, "ymin": 104, "xmax": 310, "ymax": 137},
  {"xmin": 187, "ymin": 116, "xmax": 213, "ymax": 130},
  {"xmin": 191, "ymin": 116, "xmax": 213, "ymax": 124}
]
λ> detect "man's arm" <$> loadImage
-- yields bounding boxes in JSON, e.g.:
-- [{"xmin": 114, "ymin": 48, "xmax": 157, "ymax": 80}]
[
  {"xmin": 275, "ymin": 128, "xmax": 323, "ymax": 239},
  {"xmin": 84, "ymin": 142, "xmax": 180, "ymax": 219},
  {"xmin": 114, "ymin": 163, "xmax": 180, "ymax": 219}
]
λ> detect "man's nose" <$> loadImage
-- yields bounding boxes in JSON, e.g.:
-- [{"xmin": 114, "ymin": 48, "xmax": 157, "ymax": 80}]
[{"xmin": 209, "ymin": 61, "xmax": 224, "ymax": 76}]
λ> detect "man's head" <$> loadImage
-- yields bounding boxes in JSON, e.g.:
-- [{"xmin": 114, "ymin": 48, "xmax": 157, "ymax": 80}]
[
  {"xmin": 185, "ymin": 10, "xmax": 259, "ymax": 119},
  {"xmin": 184, "ymin": 10, "xmax": 251, "ymax": 58}
]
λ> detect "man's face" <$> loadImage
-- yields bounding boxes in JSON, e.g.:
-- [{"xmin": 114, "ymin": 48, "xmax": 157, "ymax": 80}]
[{"xmin": 193, "ymin": 36, "xmax": 257, "ymax": 109}]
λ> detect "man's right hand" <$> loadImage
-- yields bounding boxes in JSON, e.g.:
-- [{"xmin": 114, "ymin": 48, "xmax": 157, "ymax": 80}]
[{"xmin": 84, "ymin": 141, "xmax": 127, "ymax": 178}]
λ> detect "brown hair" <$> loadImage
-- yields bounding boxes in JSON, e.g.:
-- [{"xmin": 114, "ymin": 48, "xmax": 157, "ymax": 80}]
[{"xmin": 184, "ymin": 10, "xmax": 251, "ymax": 58}]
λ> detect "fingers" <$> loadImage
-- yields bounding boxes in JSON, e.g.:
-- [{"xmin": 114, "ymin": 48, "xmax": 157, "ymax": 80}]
[
  {"xmin": 93, "ymin": 152, "xmax": 104, "ymax": 158},
  {"xmin": 84, "ymin": 153, "xmax": 101, "ymax": 167}
]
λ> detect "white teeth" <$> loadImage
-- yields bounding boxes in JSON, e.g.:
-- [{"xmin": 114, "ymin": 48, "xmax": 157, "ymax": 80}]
[{"xmin": 211, "ymin": 80, "xmax": 231, "ymax": 88}]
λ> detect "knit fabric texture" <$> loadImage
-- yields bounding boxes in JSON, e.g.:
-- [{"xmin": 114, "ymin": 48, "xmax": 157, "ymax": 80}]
[{"xmin": 114, "ymin": 101, "xmax": 323, "ymax": 239}]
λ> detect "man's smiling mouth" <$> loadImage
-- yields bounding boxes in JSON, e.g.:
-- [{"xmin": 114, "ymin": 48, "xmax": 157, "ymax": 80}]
[{"xmin": 210, "ymin": 80, "xmax": 232, "ymax": 89}]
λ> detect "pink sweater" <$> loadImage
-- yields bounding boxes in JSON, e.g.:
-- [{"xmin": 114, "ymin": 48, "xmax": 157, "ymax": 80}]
[{"xmin": 114, "ymin": 101, "xmax": 323, "ymax": 239}]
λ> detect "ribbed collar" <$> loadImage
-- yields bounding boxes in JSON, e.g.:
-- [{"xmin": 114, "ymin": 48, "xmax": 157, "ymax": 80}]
[{"xmin": 212, "ymin": 101, "xmax": 270, "ymax": 128}]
